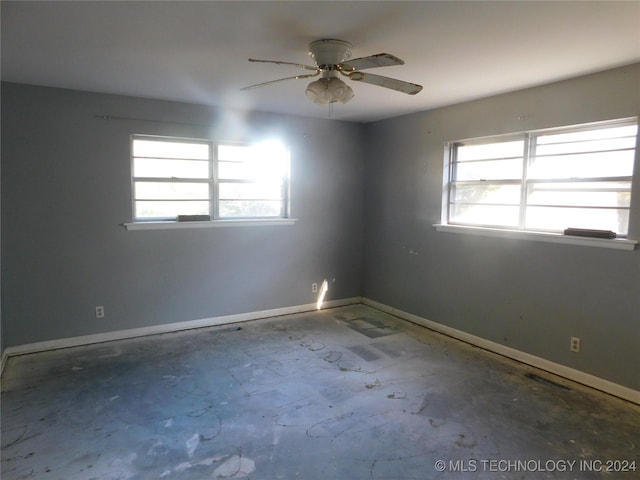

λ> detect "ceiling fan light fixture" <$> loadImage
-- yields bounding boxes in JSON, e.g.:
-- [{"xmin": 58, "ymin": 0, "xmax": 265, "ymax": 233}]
[
  {"xmin": 305, "ymin": 77, "xmax": 354, "ymax": 105},
  {"xmin": 305, "ymin": 78, "xmax": 332, "ymax": 104},
  {"xmin": 328, "ymin": 77, "xmax": 354, "ymax": 104}
]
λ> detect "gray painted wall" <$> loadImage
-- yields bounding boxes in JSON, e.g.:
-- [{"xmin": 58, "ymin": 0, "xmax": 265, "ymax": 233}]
[
  {"xmin": 1, "ymin": 83, "xmax": 364, "ymax": 347},
  {"xmin": 0, "ymin": 85, "xmax": 2, "ymax": 360},
  {"xmin": 362, "ymin": 64, "xmax": 640, "ymax": 391}
]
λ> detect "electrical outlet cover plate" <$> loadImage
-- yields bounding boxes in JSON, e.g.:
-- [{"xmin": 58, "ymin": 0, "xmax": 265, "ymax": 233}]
[{"xmin": 570, "ymin": 337, "xmax": 580, "ymax": 352}]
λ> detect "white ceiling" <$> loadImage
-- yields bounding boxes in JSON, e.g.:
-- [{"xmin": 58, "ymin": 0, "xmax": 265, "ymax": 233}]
[{"xmin": 2, "ymin": 1, "xmax": 639, "ymax": 123}]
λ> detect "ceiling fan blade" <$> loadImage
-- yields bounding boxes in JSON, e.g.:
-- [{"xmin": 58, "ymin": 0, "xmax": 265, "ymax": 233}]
[
  {"xmin": 241, "ymin": 72, "xmax": 320, "ymax": 91},
  {"xmin": 248, "ymin": 58, "xmax": 318, "ymax": 71},
  {"xmin": 341, "ymin": 53, "xmax": 404, "ymax": 71},
  {"xmin": 347, "ymin": 71, "xmax": 423, "ymax": 95}
]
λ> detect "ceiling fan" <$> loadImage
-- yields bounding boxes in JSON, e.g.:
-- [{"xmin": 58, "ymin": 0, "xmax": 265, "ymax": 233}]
[{"xmin": 241, "ymin": 39, "xmax": 423, "ymax": 105}]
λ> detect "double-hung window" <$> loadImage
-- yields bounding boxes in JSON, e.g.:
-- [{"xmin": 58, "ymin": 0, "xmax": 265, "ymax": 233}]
[
  {"xmin": 131, "ymin": 135, "xmax": 290, "ymax": 222},
  {"xmin": 446, "ymin": 118, "xmax": 638, "ymax": 236}
]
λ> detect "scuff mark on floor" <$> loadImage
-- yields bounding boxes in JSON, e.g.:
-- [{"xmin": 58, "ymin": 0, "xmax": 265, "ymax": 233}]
[
  {"xmin": 454, "ymin": 431, "xmax": 478, "ymax": 449},
  {"xmin": 365, "ymin": 379, "xmax": 382, "ymax": 389},
  {"xmin": 323, "ymin": 351, "xmax": 342, "ymax": 363},
  {"xmin": 185, "ymin": 433, "xmax": 200, "ymax": 457},
  {"xmin": 213, "ymin": 454, "xmax": 256, "ymax": 478},
  {"xmin": 387, "ymin": 391, "xmax": 406, "ymax": 399}
]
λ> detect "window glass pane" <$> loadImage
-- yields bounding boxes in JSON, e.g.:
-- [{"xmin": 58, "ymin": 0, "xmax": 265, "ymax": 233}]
[
  {"xmin": 219, "ymin": 200, "xmax": 282, "ymax": 218},
  {"xmin": 218, "ymin": 160, "xmax": 286, "ymax": 181},
  {"xmin": 133, "ymin": 158, "xmax": 209, "ymax": 179},
  {"xmin": 457, "ymin": 140, "xmax": 524, "ymax": 161},
  {"xmin": 536, "ymin": 124, "xmax": 637, "ymax": 144},
  {"xmin": 527, "ymin": 182, "xmax": 631, "ymax": 208},
  {"xmin": 449, "ymin": 204, "xmax": 520, "ymax": 227},
  {"xmin": 135, "ymin": 182, "xmax": 209, "ymax": 200},
  {"xmin": 219, "ymin": 182, "xmax": 283, "ymax": 200},
  {"xmin": 528, "ymin": 150, "xmax": 634, "ymax": 179},
  {"xmin": 525, "ymin": 206, "xmax": 629, "ymax": 234},
  {"xmin": 218, "ymin": 161, "xmax": 249, "ymax": 179},
  {"xmin": 455, "ymin": 159, "xmax": 523, "ymax": 181},
  {"xmin": 133, "ymin": 139, "xmax": 209, "ymax": 160},
  {"xmin": 135, "ymin": 201, "xmax": 209, "ymax": 219},
  {"xmin": 452, "ymin": 184, "xmax": 521, "ymax": 205},
  {"xmin": 535, "ymin": 137, "xmax": 636, "ymax": 156}
]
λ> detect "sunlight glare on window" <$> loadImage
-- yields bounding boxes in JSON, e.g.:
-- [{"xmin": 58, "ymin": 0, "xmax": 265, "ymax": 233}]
[
  {"xmin": 217, "ymin": 140, "xmax": 289, "ymax": 219},
  {"xmin": 254, "ymin": 141, "xmax": 289, "ymax": 180},
  {"xmin": 218, "ymin": 142, "xmax": 288, "ymax": 182}
]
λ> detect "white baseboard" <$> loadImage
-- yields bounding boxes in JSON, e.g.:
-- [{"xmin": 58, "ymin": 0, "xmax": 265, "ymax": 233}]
[
  {"xmin": 1, "ymin": 297, "xmax": 361, "ymax": 364},
  {"xmin": 4, "ymin": 296, "xmax": 638, "ymax": 407},
  {"xmin": 362, "ymin": 298, "xmax": 640, "ymax": 406}
]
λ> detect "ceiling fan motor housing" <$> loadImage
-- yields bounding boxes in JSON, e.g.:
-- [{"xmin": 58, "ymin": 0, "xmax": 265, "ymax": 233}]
[{"xmin": 308, "ymin": 39, "xmax": 352, "ymax": 68}]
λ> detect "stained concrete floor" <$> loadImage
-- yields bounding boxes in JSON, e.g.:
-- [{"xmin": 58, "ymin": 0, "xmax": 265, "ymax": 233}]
[{"xmin": 1, "ymin": 305, "xmax": 639, "ymax": 480}]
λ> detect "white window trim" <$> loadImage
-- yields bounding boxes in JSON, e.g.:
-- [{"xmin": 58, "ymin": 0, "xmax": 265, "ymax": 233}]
[
  {"xmin": 130, "ymin": 135, "xmax": 291, "ymax": 224},
  {"xmin": 433, "ymin": 223, "xmax": 637, "ymax": 250},
  {"xmin": 438, "ymin": 118, "xmax": 639, "ymax": 248},
  {"xmin": 124, "ymin": 218, "xmax": 298, "ymax": 231}
]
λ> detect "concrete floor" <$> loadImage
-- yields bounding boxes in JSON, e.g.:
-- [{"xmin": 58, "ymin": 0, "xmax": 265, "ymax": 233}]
[{"xmin": 1, "ymin": 305, "xmax": 639, "ymax": 480}]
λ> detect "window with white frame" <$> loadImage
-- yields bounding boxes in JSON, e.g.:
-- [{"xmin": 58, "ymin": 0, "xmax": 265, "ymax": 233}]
[
  {"xmin": 131, "ymin": 136, "xmax": 290, "ymax": 221},
  {"xmin": 445, "ymin": 118, "xmax": 638, "ymax": 236}
]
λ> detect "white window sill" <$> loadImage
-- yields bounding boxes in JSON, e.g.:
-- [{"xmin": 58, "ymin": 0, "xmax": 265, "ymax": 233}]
[
  {"xmin": 124, "ymin": 218, "xmax": 298, "ymax": 231},
  {"xmin": 433, "ymin": 224, "xmax": 638, "ymax": 251}
]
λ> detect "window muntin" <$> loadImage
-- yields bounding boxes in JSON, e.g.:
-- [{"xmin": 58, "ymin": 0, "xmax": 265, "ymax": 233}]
[
  {"xmin": 132, "ymin": 136, "xmax": 290, "ymax": 221},
  {"xmin": 447, "ymin": 119, "xmax": 638, "ymax": 235}
]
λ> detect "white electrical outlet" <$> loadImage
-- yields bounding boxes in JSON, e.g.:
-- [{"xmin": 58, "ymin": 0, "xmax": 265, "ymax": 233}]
[
  {"xmin": 570, "ymin": 337, "xmax": 580, "ymax": 353},
  {"xmin": 312, "ymin": 283, "xmax": 318, "ymax": 293},
  {"xmin": 95, "ymin": 306, "xmax": 105, "ymax": 319}
]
